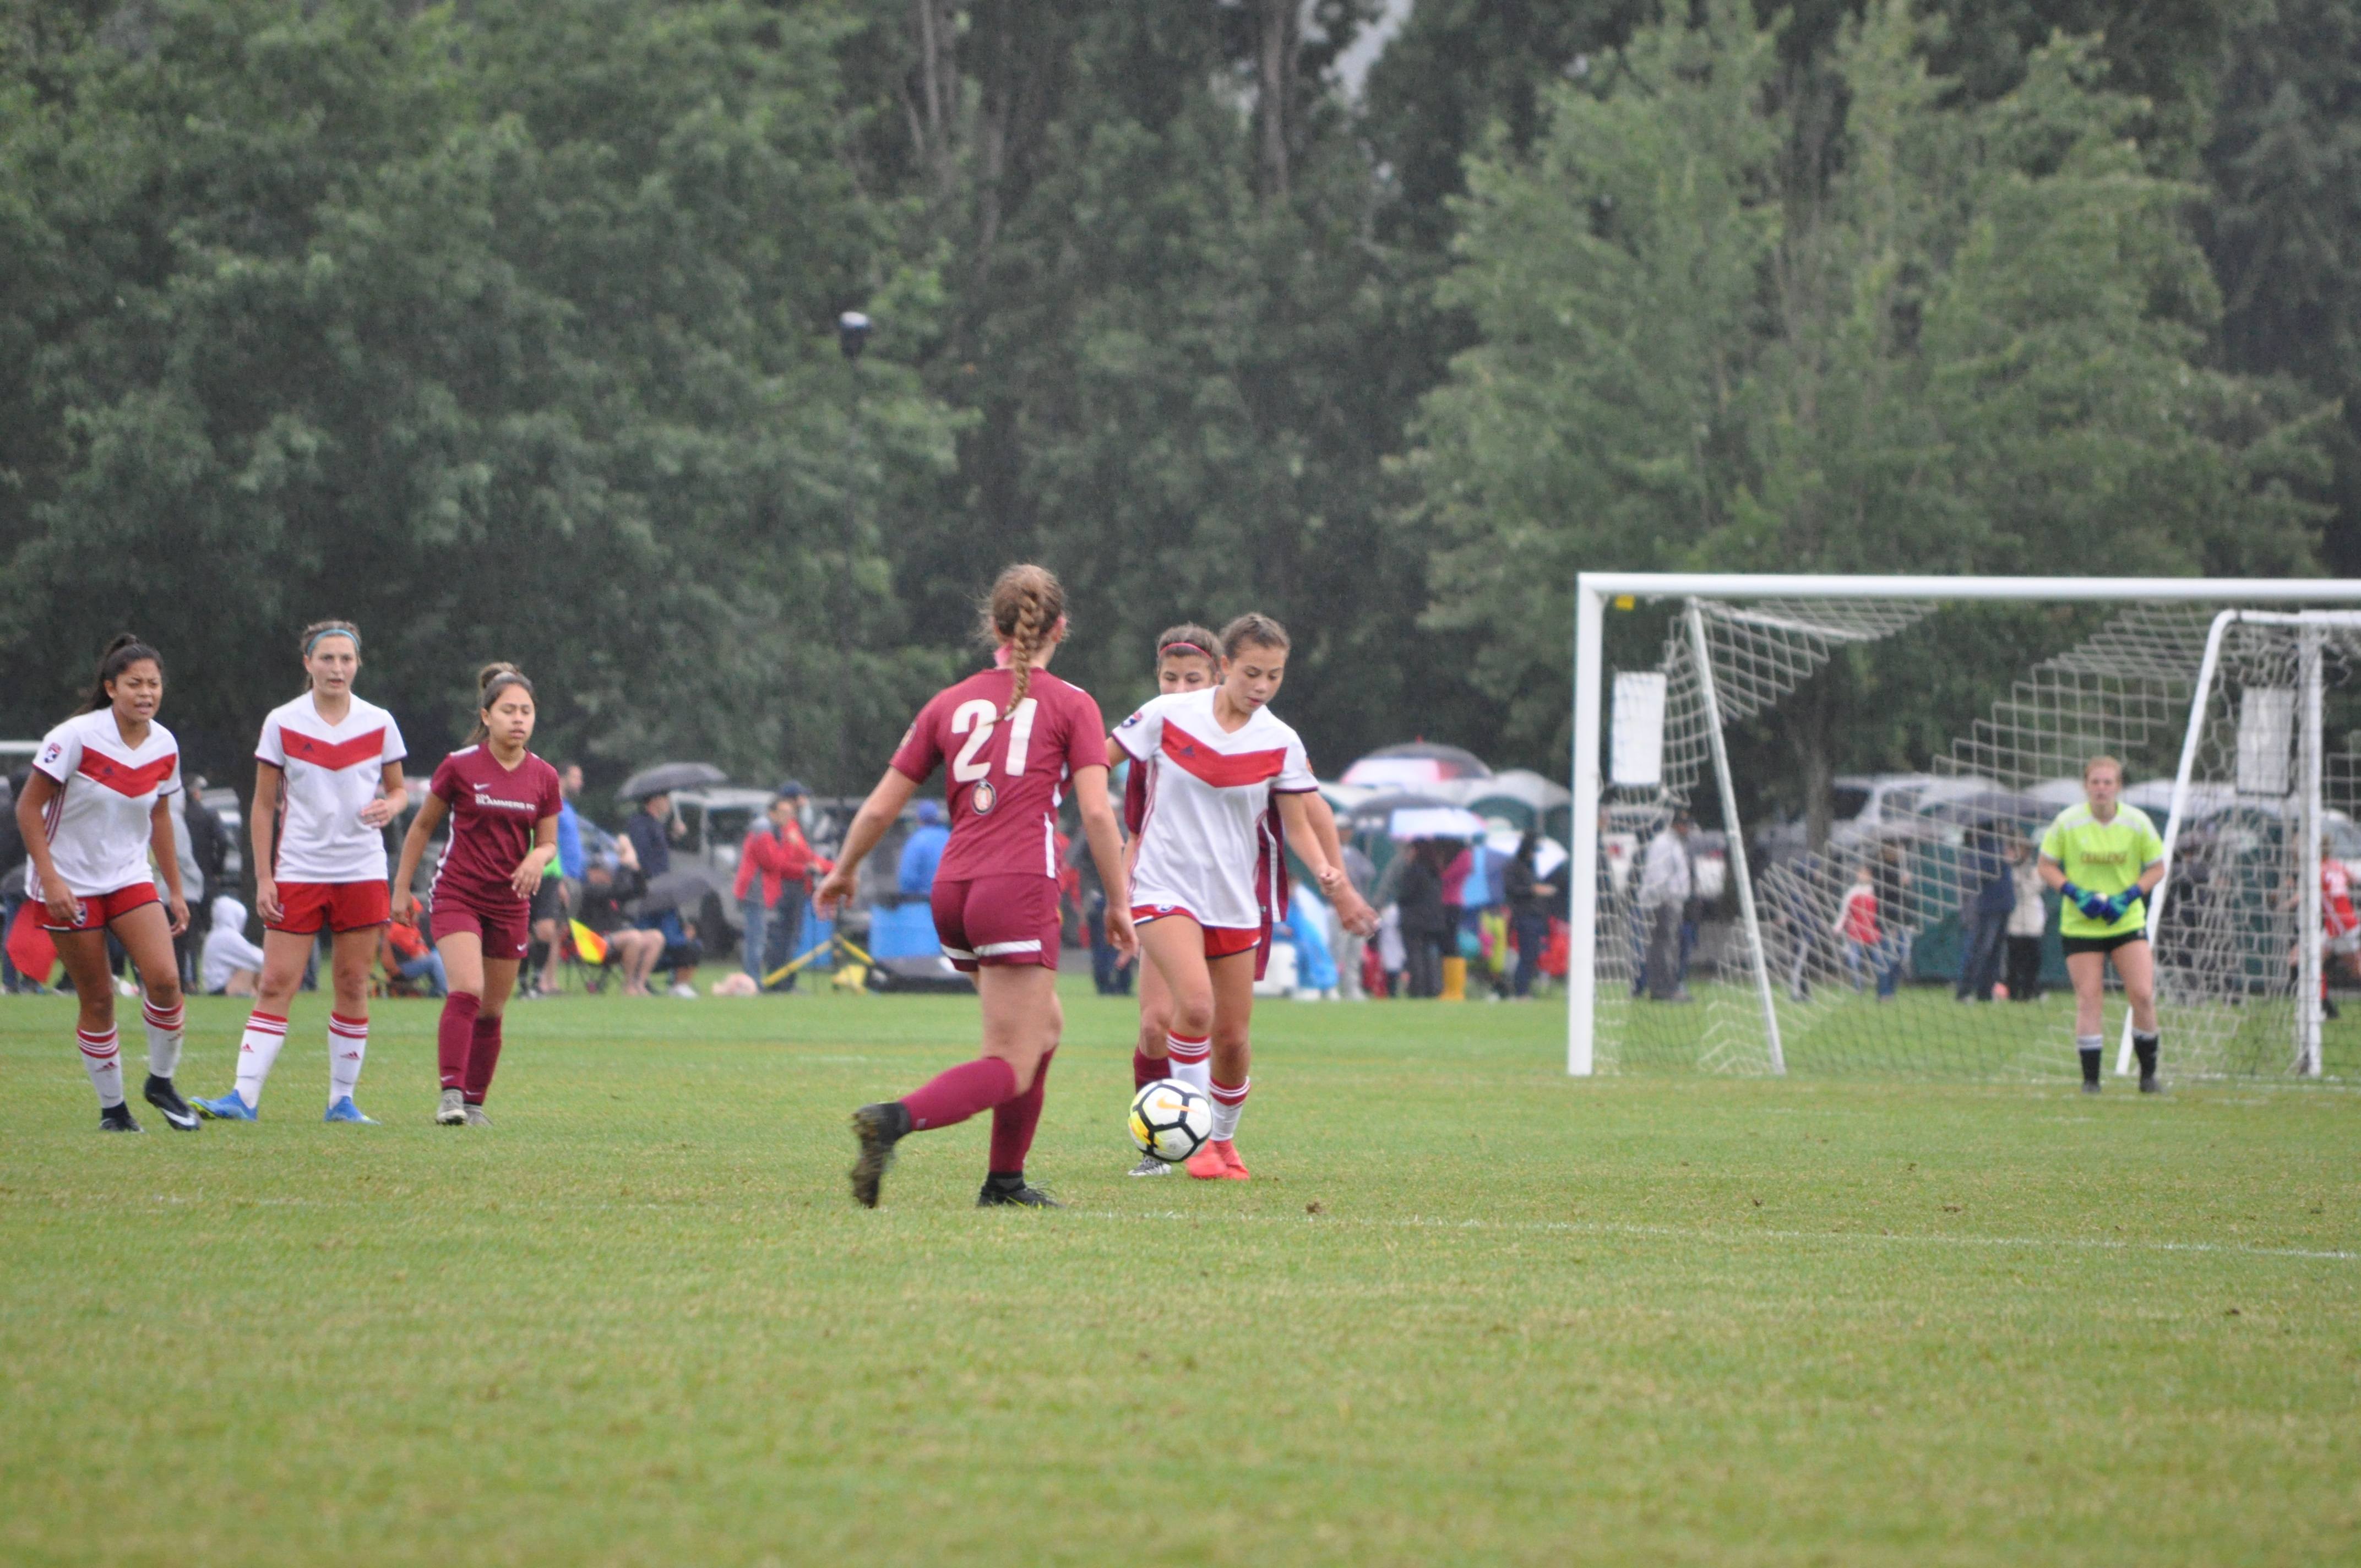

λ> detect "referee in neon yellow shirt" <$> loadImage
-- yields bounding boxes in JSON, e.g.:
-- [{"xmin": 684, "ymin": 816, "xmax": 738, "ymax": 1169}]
[{"xmin": 2038, "ymin": 755, "xmax": 2166, "ymax": 1092}]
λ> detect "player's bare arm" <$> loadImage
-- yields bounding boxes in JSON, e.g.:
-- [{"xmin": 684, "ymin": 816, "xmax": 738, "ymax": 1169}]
[
  {"xmin": 148, "ymin": 794, "xmax": 189, "ymax": 936},
  {"xmin": 814, "ymin": 766, "xmax": 920, "ymax": 917},
  {"xmin": 15, "ymin": 772, "xmax": 80, "ymax": 925},
  {"xmin": 1071, "ymin": 763, "xmax": 1137, "ymax": 957},
  {"xmin": 509, "ymin": 814, "xmax": 559, "ymax": 898},
  {"xmin": 390, "ymin": 792, "xmax": 450, "ymax": 923},
  {"xmin": 360, "ymin": 760, "xmax": 409, "ymax": 829}
]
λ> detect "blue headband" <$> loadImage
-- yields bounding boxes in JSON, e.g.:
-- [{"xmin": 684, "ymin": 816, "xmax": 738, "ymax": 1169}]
[{"xmin": 306, "ymin": 628, "xmax": 359, "ymax": 655}]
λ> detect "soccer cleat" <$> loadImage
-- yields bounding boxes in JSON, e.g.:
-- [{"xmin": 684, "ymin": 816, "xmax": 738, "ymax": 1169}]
[
  {"xmin": 463, "ymin": 1104, "xmax": 493, "ymax": 1128},
  {"xmin": 323, "ymin": 1097, "xmax": 378, "ymax": 1125},
  {"xmin": 977, "ymin": 1179, "xmax": 1062, "ymax": 1207},
  {"xmin": 193, "ymin": 1091, "xmax": 258, "ymax": 1122},
  {"xmin": 1127, "ymin": 1153, "xmax": 1173, "ymax": 1177},
  {"xmin": 2080, "ymin": 1080, "xmax": 2102, "ymax": 1095},
  {"xmin": 143, "ymin": 1075, "xmax": 202, "ymax": 1132},
  {"xmin": 669, "ymin": 983, "xmax": 698, "ymax": 999},
  {"xmin": 1185, "ymin": 1144, "xmax": 1229, "ymax": 1180},
  {"xmin": 436, "ymin": 1088, "xmax": 468, "ymax": 1126},
  {"xmin": 99, "ymin": 1103, "xmax": 143, "ymax": 1133},
  {"xmin": 2139, "ymin": 1075, "xmax": 2164, "ymax": 1095},
  {"xmin": 848, "ymin": 1102, "xmax": 908, "ymax": 1208},
  {"xmin": 1216, "ymin": 1139, "xmax": 1250, "ymax": 1180}
]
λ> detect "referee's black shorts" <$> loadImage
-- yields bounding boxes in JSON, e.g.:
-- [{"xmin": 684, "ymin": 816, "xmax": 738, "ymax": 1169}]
[{"xmin": 530, "ymin": 874, "xmax": 569, "ymax": 926}]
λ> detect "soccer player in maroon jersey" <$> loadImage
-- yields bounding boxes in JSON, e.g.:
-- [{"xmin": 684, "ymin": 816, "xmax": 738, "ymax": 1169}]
[
  {"xmin": 817, "ymin": 564, "xmax": 1136, "ymax": 1208},
  {"xmin": 390, "ymin": 665, "xmax": 563, "ymax": 1127}
]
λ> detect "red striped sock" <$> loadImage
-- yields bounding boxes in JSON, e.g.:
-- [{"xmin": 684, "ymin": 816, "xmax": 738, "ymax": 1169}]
[
  {"xmin": 328, "ymin": 1012, "xmax": 368, "ymax": 1106},
  {"xmin": 140, "ymin": 996, "xmax": 186, "ymax": 1079},
  {"xmin": 77, "ymin": 1025, "xmax": 124, "ymax": 1108},
  {"xmin": 1209, "ymin": 1075, "xmax": 1250, "ymax": 1142},
  {"xmin": 1166, "ymin": 1033, "xmax": 1211, "ymax": 1092},
  {"xmin": 235, "ymin": 1010, "xmax": 290, "ymax": 1108}
]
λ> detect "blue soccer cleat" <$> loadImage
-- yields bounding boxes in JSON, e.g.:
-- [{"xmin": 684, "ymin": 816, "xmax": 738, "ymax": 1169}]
[
  {"xmin": 192, "ymin": 1091, "xmax": 257, "ymax": 1122},
  {"xmin": 323, "ymin": 1097, "xmax": 378, "ymax": 1125}
]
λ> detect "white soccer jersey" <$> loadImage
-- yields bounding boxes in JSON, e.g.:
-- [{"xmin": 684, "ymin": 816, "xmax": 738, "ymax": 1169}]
[
  {"xmin": 28, "ymin": 710, "xmax": 181, "ymax": 900},
  {"xmin": 255, "ymin": 693, "xmax": 406, "ymax": 884},
  {"xmin": 1116, "ymin": 688, "xmax": 1319, "ymax": 930}
]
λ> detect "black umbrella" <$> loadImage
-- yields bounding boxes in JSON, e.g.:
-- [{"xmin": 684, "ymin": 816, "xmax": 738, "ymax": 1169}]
[{"xmin": 618, "ymin": 761, "xmax": 729, "ymax": 800}]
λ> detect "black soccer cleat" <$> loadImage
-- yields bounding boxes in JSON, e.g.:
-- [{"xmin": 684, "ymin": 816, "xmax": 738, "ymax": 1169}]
[
  {"xmin": 848, "ymin": 1102, "xmax": 909, "ymax": 1208},
  {"xmin": 977, "ymin": 1179, "xmax": 1062, "ymax": 1208},
  {"xmin": 99, "ymin": 1103, "xmax": 143, "ymax": 1133},
  {"xmin": 978, "ymin": 1169, "xmax": 1059, "ymax": 1206},
  {"xmin": 2139, "ymin": 1075, "xmax": 2164, "ymax": 1095},
  {"xmin": 143, "ymin": 1075, "xmax": 201, "ymax": 1132}
]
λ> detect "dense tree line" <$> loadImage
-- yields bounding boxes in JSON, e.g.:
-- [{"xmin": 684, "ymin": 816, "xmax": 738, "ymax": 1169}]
[{"xmin": 2, "ymin": 0, "xmax": 2355, "ymax": 819}]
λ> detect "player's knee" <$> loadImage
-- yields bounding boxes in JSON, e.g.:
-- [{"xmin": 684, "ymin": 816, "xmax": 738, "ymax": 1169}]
[{"xmin": 1170, "ymin": 993, "xmax": 1215, "ymax": 1036}]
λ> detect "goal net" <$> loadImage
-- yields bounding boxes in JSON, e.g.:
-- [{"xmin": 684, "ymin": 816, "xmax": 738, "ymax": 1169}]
[{"xmin": 1571, "ymin": 579, "xmax": 2361, "ymax": 1082}]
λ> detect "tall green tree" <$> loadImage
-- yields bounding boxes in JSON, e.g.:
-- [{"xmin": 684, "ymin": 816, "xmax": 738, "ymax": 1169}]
[
  {"xmin": 0, "ymin": 0, "xmax": 956, "ymax": 785},
  {"xmin": 1407, "ymin": 0, "xmax": 2327, "ymax": 797}
]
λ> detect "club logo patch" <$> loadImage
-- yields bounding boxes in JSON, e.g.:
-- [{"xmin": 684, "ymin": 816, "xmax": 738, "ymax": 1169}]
[{"xmin": 972, "ymin": 781, "xmax": 996, "ymax": 815}]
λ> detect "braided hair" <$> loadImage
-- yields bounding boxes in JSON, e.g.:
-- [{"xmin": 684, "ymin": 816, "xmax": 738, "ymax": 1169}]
[
  {"xmin": 467, "ymin": 662, "xmax": 535, "ymax": 744},
  {"xmin": 981, "ymin": 564, "xmax": 1065, "ymax": 718},
  {"xmin": 75, "ymin": 634, "xmax": 163, "ymax": 715}
]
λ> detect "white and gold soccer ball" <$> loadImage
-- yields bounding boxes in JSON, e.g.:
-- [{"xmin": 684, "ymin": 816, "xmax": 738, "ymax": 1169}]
[{"xmin": 1128, "ymin": 1079, "xmax": 1212, "ymax": 1164}]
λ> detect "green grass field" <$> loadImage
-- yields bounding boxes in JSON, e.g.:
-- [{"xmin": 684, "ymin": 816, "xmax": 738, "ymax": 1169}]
[{"xmin": 3, "ymin": 978, "xmax": 2356, "ymax": 1566}]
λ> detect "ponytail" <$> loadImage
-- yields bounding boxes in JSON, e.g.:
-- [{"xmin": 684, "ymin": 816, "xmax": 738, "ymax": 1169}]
[
  {"xmin": 1219, "ymin": 612, "xmax": 1291, "ymax": 658},
  {"xmin": 981, "ymin": 564, "xmax": 1066, "ymax": 719},
  {"xmin": 76, "ymin": 634, "xmax": 162, "ymax": 715},
  {"xmin": 467, "ymin": 662, "xmax": 535, "ymax": 744}
]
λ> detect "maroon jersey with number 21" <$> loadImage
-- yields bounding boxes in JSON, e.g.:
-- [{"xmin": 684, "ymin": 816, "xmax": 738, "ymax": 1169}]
[
  {"xmin": 428, "ymin": 745, "xmax": 563, "ymax": 911},
  {"xmin": 889, "ymin": 668, "xmax": 1107, "ymax": 882}
]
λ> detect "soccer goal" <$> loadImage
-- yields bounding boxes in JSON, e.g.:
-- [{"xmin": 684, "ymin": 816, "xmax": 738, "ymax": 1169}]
[{"xmin": 1568, "ymin": 575, "xmax": 2361, "ymax": 1081}]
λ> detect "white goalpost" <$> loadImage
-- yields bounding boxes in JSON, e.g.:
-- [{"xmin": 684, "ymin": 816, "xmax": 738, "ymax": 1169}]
[{"xmin": 1568, "ymin": 575, "xmax": 2361, "ymax": 1081}]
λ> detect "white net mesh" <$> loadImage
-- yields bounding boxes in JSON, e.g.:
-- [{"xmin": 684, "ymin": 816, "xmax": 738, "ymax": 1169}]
[{"xmin": 1592, "ymin": 598, "xmax": 2359, "ymax": 1081}]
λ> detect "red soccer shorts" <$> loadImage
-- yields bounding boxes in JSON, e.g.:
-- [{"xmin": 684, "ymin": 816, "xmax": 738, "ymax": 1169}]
[
  {"xmin": 933, "ymin": 874, "xmax": 1060, "ymax": 973},
  {"xmin": 428, "ymin": 895, "xmax": 532, "ymax": 960},
  {"xmin": 1131, "ymin": 905, "xmax": 1263, "ymax": 960},
  {"xmin": 41, "ymin": 881, "xmax": 158, "ymax": 933},
  {"xmin": 268, "ymin": 880, "xmax": 392, "ymax": 935}
]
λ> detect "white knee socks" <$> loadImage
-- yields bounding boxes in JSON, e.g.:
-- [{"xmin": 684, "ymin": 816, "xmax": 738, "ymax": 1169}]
[
  {"xmin": 1210, "ymin": 1076, "xmax": 1250, "ymax": 1142},
  {"xmin": 77, "ymin": 1025, "xmax": 124, "ymax": 1107},
  {"xmin": 140, "ymin": 997, "xmax": 184, "ymax": 1080},
  {"xmin": 234, "ymin": 1010, "xmax": 289, "ymax": 1109},
  {"xmin": 1166, "ymin": 1033, "xmax": 1211, "ymax": 1094},
  {"xmin": 328, "ymin": 1012, "xmax": 368, "ymax": 1106}
]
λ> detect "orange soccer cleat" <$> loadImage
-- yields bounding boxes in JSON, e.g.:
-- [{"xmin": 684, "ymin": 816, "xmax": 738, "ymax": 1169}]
[
  {"xmin": 1216, "ymin": 1139, "xmax": 1249, "ymax": 1180},
  {"xmin": 1185, "ymin": 1142, "xmax": 1230, "ymax": 1180}
]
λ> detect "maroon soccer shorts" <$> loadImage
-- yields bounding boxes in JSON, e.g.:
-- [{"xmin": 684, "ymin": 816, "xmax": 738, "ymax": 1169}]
[
  {"xmin": 269, "ymin": 880, "xmax": 392, "ymax": 935},
  {"xmin": 428, "ymin": 894, "xmax": 532, "ymax": 960},
  {"xmin": 932, "ymin": 874, "xmax": 1060, "ymax": 972}
]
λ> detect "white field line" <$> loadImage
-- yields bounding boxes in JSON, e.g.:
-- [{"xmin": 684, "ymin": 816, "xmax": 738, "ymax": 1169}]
[{"xmin": 1065, "ymin": 1207, "xmax": 2359, "ymax": 1264}]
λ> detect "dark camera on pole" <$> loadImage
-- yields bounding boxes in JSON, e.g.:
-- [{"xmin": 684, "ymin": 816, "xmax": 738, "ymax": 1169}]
[{"xmin": 837, "ymin": 311, "xmax": 871, "ymax": 361}]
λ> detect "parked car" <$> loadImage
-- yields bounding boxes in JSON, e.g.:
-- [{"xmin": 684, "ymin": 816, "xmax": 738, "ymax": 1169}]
[{"xmin": 1758, "ymin": 771, "xmax": 1999, "ymax": 863}]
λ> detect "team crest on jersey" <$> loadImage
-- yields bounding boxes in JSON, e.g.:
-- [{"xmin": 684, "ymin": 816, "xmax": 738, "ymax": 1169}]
[
  {"xmin": 1120, "ymin": 711, "xmax": 1143, "ymax": 728},
  {"xmin": 972, "ymin": 780, "xmax": 997, "ymax": 815},
  {"xmin": 41, "ymin": 742, "xmax": 61, "ymax": 765}
]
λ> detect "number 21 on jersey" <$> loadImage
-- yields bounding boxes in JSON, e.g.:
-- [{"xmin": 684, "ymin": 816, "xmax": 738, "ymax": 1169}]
[{"xmin": 950, "ymin": 698, "xmax": 1037, "ymax": 783}]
